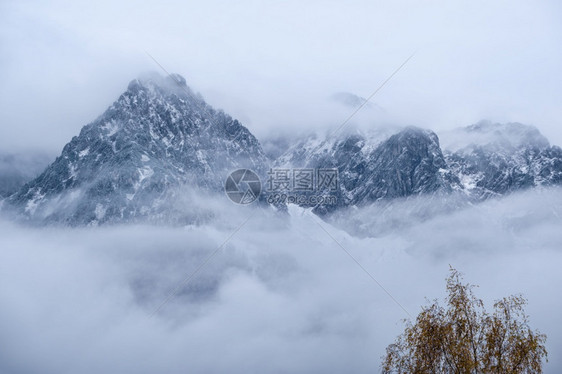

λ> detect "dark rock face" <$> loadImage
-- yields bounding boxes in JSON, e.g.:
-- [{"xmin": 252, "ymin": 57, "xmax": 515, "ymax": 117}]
[
  {"xmin": 357, "ymin": 128, "xmax": 454, "ymax": 200},
  {"xmin": 4, "ymin": 72, "xmax": 562, "ymax": 226},
  {"xmin": 441, "ymin": 121, "xmax": 562, "ymax": 199},
  {"xmin": 277, "ymin": 122, "xmax": 562, "ymax": 211},
  {"xmin": 276, "ymin": 127, "xmax": 456, "ymax": 211},
  {"xmin": 6, "ymin": 74, "xmax": 268, "ymax": 225}
]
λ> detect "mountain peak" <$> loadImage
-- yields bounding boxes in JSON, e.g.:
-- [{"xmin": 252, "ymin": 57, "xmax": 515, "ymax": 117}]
[
  {"xmin": 4, "ymin": 71, "xmax": 562, "ymax": 226},
  {"xmin": 440, "ymin": 120, "xmax": 550, "ymax": 153},
  {"xmin": 168, "ymin": 73, "xmax": 187, "ymax": 86},
  {"xmin": 467, "ymin": 120, "xmax": 548, "ymax": 146},
  {"xmin": 5, "ymin": 73, "xmax": 268, "ymax": 225},
  {"xmin": 441, "ymin": 121, "xmax": 561, "ymax": 198},
  {"xmin": 127, "ymin": 72, "xmax": 197, "ymax": 100}
]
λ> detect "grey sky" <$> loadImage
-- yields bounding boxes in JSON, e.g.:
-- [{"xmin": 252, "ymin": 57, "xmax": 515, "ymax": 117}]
[{"xmin": 1, "ymin": 0, "xmax": 561, "ymax": 153}]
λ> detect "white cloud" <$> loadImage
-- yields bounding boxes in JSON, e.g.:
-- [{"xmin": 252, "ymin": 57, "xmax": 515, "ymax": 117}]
[{"xmin": 0, "ymin": 188, "xmax": 561, "ymax": 372}]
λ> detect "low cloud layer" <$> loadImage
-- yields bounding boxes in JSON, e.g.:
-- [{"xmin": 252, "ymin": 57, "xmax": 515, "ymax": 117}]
[{"xmin": 1, "ymin": 188, "xmax": 561, "ymax": 373}]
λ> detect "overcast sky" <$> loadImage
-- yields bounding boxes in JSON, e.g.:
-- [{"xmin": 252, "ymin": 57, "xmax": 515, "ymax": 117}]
[{"xmin": 1, "ymin": 0, "xmax": 561, "ymax": 153}]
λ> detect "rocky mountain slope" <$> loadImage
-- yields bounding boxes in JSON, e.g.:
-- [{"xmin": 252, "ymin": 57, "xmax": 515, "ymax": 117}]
[
  {"xmin": 5, "ymin": 73, "xmax": 268, "ymax": 225},
  {"xmin": 3, "ymin": 72, "xmax": 562, "ymax": 225},
  {"xmin": 0, "ymin": 152, "xmax": 52, "ymax": 198},
  {"xmin": 276, "ymin": 127, "xmax": 458, "ymax": 211},
  {"xmin": 276, "ymin": 121, "xmax": 562, "ymax": 210},
  {"xmin": 440, "ymin": 121, "xmax": 562, "ymax": 199}
]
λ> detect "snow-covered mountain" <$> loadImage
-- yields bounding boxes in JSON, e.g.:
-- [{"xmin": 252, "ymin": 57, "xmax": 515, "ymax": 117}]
[
  {"xmin": 5, "ymin": 73, "xmax": 268, "ymax": 225},
  {"xmin": 4, "ymin": 72, "xmax": 562, "ymax": 226},
  {"xmin": 276, "ymin": 127, "xmax": 457, "ymax": 211},
  {"xmin": 277, "ymin": 121, "xmax": 562, "ymax": 211},
  {"xmin": 440, "ymin": 121, "xmax": 562, "ymax": 199}
]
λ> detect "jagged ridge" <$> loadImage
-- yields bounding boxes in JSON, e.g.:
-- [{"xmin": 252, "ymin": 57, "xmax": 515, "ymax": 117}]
[
  {"xmin": 6, "ymin": 73, "xmax": 268, "ymax": 225},
  {"xmin": 4, "ymin": 73, "xmax": 562, "ymax": 225}
]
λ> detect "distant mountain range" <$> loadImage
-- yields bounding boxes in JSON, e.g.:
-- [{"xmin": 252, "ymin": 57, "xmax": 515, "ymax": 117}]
[
  {"xmin": 277, "ymin": 121, "xmax": 562, "ymax": 211},
  {"xmin": 2, "ymin": 73, "xmax": 562, "ymax": 225}
]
